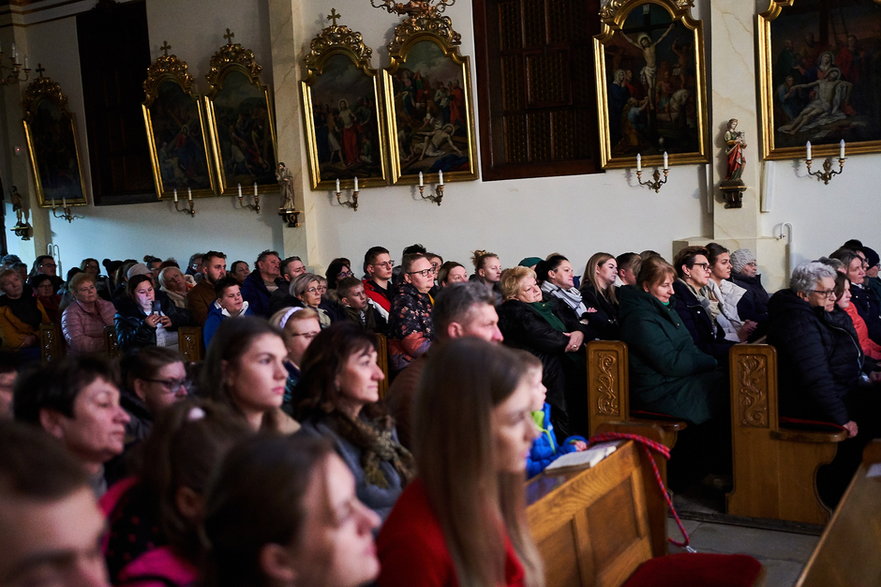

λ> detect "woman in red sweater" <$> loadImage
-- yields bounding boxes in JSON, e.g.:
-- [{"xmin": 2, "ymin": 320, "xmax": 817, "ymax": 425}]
[{"xmin": 377, "ymin": 338, "xmax": 544, "ymax": 587}]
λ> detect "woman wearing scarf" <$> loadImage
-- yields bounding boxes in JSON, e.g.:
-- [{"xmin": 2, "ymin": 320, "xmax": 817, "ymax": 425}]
[
  {"xmin": 0, "ymin": 269, "xmax": 49, "ymax": 360},
  {"xmin": 671, "ymin": 246, "xmax": 734, "ymax": 363},
  {"xmin": 294, "ymin": 322, "xmax": 413, "ymax": 521},
  {"xmin": 497, "ymin": 266, "xmax": 590, "ymax": 438}
]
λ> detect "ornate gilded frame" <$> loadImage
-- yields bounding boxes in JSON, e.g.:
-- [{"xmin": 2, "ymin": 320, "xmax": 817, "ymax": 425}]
[
  {"xmin": 757, "ymin": 0, "xmax": 881, "ymax": 160},
  {"xmin": 22, "ymin": 71, "xmax": 88, "ymax": 207},
  {"xmin": 204, "ymin": 31, "xmax": 279, "ymax": 195},
  {"xmin": 142, "ymin": 44, "xmax": 217, "ymax": 200},
  {"xmin": 382, "ymin": 13, "xmax": 478, "ymax": 184},
  {"xmin": 594, "ymin": 0, "xmax": 708, "ymax": 169},
  {"xmin": 300, "ymin": 12, "xmax": 388, "ymax": 190}
]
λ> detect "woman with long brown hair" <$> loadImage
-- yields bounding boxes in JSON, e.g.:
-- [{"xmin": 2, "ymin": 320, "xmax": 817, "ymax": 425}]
[{"xmin": 377, "ymin": 338, "xmax": 544, "ymax": 586}]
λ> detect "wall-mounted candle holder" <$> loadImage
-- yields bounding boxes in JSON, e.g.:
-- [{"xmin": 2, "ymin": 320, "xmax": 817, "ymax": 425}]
[
  {"xmin": 417, "ymin": 170, "xmax": 445, "ymax": 205},
  {"xmin": 335, "ymin": 177, "xmax": 360, "ymax": 211},
  {"xmin": 235, "ymin": 183, "xmax": 260, "ymax": 213},
  {"xmin": 172, "ymin": 188, "xmax": 196, "ymax": 216},
  {"xmin": 634, "ymin": 152, "xmax": 669, "ymax": 193},
  {"xmin": 804, "ymin": 140, "xmax": 846, "ymax": 185}
]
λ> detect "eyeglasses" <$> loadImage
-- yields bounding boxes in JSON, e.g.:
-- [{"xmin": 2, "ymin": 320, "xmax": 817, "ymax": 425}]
[
  {"xmin": 143, "ymin": 378, "xmax": 191, "ymax": 394},
  {"xmin": 41, "ymin": 263, "xmax": 57, "ymax": 268},
  {"xmin": 289, "ymin": 331, "xmax": 320, "ymax": 339},
  {"xmin": 808, "ymin": 289, "xmax": 836, "ymax": 298},
  {"xmin": 692, "ymin": 262, "xmax": 710, "ymax": 270},
  {"xmin": 337, "ymin": 270, "xmax": 354, "ymax": 279},
  {"xmin": 407, "ymin": 267, "xmax": 436, "ymax": 277}
]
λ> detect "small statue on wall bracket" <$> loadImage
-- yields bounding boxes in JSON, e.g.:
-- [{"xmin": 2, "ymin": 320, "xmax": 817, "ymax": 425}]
[
  {"xmin": 10, "ymin": 186, "xmax": 32, "ymax": 240},
  {"xmin": 276, "ymin": 162, "xmax": 302, "ymax": 228},
  {"xmin": 720, "ymin": 118, "xmax": 746, "ymax": 209}
]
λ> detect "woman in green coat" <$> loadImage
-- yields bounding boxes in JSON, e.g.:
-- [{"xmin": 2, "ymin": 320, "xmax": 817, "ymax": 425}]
[{"xmin": 618, "ymin": 256, "xmax": 725, "ymax": 425}]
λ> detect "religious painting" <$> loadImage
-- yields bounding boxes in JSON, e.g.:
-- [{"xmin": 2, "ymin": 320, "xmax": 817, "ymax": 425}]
[
  {"xmin": 204, "ymin": 32, "xmax": 279, "ymax": 195},
  {"xmin": 594, "ymin": 0, "xmax": 708, "ymax": 169},
  {"xmin": 22, "ymin": 73, "xmax": 88, "ymax": 207},
  {"xmin": 142, "ymin": 46, "xmax": 217, "ymax": 199},
  {"xmin": 382, "ymin": 14, "xmax": 478, "ymax": 184},
  {"xmin": 301, "ymin": 12, "xmax": 388, "ymax": 190},
  {"xmin": 758, "ymin": 0, "xmax": 881, "ymax": 160}
]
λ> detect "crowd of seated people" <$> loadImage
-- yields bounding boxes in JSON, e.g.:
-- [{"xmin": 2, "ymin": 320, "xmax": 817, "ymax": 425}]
[{"xmin": 5, "ymin": 236, "xmax": 881, "ymax": 585}]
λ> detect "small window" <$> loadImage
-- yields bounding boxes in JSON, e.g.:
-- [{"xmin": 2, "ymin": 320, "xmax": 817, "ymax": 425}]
[
  {"xmin": 473, "ymin": 0, "xmax": 602, "ymax": 180},
  {"xmin": 77, "ymin": 0, "xmax": 154, "ymax": 204}
]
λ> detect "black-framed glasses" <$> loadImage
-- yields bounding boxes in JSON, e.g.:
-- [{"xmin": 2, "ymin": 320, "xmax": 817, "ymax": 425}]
[
  {"xmin": 691, "ymin": 262, "xmax": 710, "ymax": 270},
  {"xmin": 408, "ymin": 267, "xmax": 436, "ymax": 277},
  {"xmin": 808, "ymin": 289, "xmax": 836, "ymax": 298},
  {"xmin": 144, "ymin": 378, "xmax": 191, "ymax": 394}
]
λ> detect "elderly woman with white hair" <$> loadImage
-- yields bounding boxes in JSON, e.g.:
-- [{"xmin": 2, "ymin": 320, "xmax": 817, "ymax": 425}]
[
  {"xmin": 158, "ymin": 266, "xmax": 190, "ymax": 309},
  {"xmin": 768, "ymin": 261, "xmax": 881, "ymax": 506},
  {"xmin": 729, "ymin": 248, "xmax": 769, "ymax": 323}
]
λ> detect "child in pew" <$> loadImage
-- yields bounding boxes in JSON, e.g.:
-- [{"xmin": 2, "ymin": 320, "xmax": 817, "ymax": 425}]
[{"xmin": 520, "ymin": 351, "xmax": 587, "ymax": 478}]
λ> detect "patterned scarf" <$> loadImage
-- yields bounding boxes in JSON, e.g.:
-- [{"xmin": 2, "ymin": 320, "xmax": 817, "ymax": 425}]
[
  {"xmin": 327, "ymin": 411, "xmax": 414, "ymax": 488},
  {"xmin": 540, "ymin": 281, "xmax": 588, "ymax": 317}
]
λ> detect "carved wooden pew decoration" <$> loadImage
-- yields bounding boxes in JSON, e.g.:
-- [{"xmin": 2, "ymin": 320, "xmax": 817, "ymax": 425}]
[
  {"xmin": 177, "ymin": 326, "xmax": 203, "ymax": 363},
  {"xmin": 586, "ymin": 340, "xmax": 687, "ymax": 449},
  {"xmin": 39, "ymin": 323, "xmax": 65, "ymax": 364},
  {"xmin": 727, "ymin": 344, "xmax": 847, "ymax": 525}
]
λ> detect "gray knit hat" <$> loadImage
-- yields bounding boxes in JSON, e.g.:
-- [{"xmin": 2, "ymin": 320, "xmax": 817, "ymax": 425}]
[
  {"xmin": 126, "ymin": 263, "xmax": 151, "ymax": 280},
  {"xmin": 730, "ymin": 249, "xmax": 756, "ymax": 274}
]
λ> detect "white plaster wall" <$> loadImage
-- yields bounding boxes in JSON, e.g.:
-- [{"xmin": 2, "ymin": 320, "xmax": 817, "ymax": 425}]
[{"xmin": 4, "ymin": 0, "xmax": 880, "ymax": 279}]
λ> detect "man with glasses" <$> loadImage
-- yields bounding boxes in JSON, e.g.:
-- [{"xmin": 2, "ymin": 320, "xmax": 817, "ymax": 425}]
[
  {"xmin": 30, "ymin": 254, "xmax": 63, "ymax": 291},
  {"xmin": 362, "ymin": 246, "xmax": 395, "ymax": 319},
  {"xmin": 388, "ymin": 253, "xmax": 435, "ymax": 372}
]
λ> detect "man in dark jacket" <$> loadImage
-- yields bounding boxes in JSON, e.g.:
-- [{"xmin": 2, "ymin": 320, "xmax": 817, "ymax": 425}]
[{"xmin": 240, "ymin": 250, "xmax": 287, "ymax": 318}]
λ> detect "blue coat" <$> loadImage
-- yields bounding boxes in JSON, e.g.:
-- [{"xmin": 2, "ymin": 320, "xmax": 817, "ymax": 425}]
[{"xmin": 526, "ymin": 403, "xmax": 585, "ymax": 478}]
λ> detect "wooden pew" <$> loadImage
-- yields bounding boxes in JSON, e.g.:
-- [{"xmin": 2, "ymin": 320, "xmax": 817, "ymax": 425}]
[
  {"xmin": 40, "ymin": 323, "xmax": 66, "ymax": 363},
  {"xmin": 375, "ymin": 333, "xmax": 389, "ymax": 399},
  {"xmin": 177, "ymin": 326, "xmax": 203, "ymax": 362},
  {"xmin": 586, "ymin": 340, "xmax": 687, "ymax": 449},
  {"xmin": 526, "ymin": 438, "xmax": 664, "ymax": 587},
  {"xmin": 527, "ymin": 427, "xmax": 763, "ymax": 587},
  {"xmin": 796, "ymin": 440, "xmax": 881, "ymax": 586},
  {"xmin": 727, "ymin": 344, "xmax": 847, "ymax": 525}
]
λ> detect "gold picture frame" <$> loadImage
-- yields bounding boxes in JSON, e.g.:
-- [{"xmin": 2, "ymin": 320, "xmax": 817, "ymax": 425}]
[
  {"xmin": 22, "ymin": 69, "xmax": 89, "ymax": 208},
  {"xmin": 204, "ymin": 30, "xmax": 279, "ymax": 195},
  {"xmin": 757, "ymin": 0, "xmax": 881, "ymax": 160},
  {"xmin": 300, "ymin": 11, "xmax": 388, "ymax": 190},
  {"xmin": 142, "ymin": 43, "xmax": 217, "ymax": 200},
  {"xmin": 594, "ymin": 0, "xmax": 708, "ymax": 169},
  {"xmin": 382, "ymin": 12, "xmax": 478, "ymax": 184}
]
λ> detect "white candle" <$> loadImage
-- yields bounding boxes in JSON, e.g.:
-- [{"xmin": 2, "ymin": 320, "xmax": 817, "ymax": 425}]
[
  {"xmin": 253, "ymin": 182, "xmax": 258, "ymax": 196},
  {"xmin": 353, "ymin": 176, "xmax": 358, "ymax": 191},
  {"xmin": 636, "ymin": 153, "xmax": 642, "ymax": 171},
  {"xmin": 663, "ymin": 151, "xmax": 669, "ymax": 170},
  {"xmin": 62, "ymin": 196, "xmax": 66, "ymax": 208},
  {"xmin": 806, "ymin": 141, "xmax": 812, "ymax": 161},
  {"xmin": 438, "ymin": 170, "xmax": 444, "ymax": 185},
  {"xmin": 11, "ymin": 43, "xmax": 15, "ymax": 60},
  {"xmin": 336, "ymin": 178, "xmax": 340, "ymax": 192},
  {"xmin": 24, "ymin": 55, "xmax": 28, "ymax": 69},
  {"xmin": 187, "ymin": 187, "xmax": 192, "ymax": 201},
  {"xmin": 418, "ymin": 171, "xmax": 424, "ymax": 187},
  {"xmin": 237, "ymin": 183, "xmax": 242, "ymax": 197},
  {"xmin": 173, "ymin": 188, "xmax": 178, "ymax": 202},
  {"xmin": 840, "ymin": 139, "xmax": 846, "ymax": 160}
]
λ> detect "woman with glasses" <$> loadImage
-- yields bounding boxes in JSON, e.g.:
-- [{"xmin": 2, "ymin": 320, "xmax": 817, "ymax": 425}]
[
  {"xmin": 325, "ymin": 257, "xmax": 354, "ymax": 292},
  {"xmin": 119, "ymin": 346, "xmax": 191, "ymax": 443},
  {"xmin": 292, "ymin": 272, "xmax": 334, "ymax": 328},
  {"xmin": 671, "ymin": 246, "xmax": 734, "ymax": 362},
  {"xmin": 388, "ymin": 253, "xmax": 435, "ymax": 372},
  {"xmin": 61, "ymin": 272, "xmax": 117, "ymax": 354},
  {"xmin": 270, "ymin": 306, "xmax": 322, "ymax": 414}
]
